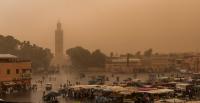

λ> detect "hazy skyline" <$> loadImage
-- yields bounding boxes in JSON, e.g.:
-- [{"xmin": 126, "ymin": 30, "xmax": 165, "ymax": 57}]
[{"xmin": 0, "ymin": 0, "xmax": 200, "ymax": 54}]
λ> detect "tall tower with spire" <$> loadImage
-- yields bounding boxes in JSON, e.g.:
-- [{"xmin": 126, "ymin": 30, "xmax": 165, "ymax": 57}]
[{"xmin": 55, "ymin": 21, "xmax": 64, "ymax": 65}]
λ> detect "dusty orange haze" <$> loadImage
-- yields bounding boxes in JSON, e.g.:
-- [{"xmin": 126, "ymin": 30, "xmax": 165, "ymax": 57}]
[{"xmin": 0, "ymin": 0, "xmax": 200, "ymax": 54}]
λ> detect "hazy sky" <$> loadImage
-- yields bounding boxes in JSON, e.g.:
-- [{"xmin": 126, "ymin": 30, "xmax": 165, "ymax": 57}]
[{"xmin": 0, "ymin": 0, "xmax": 200, "ymax": 54}]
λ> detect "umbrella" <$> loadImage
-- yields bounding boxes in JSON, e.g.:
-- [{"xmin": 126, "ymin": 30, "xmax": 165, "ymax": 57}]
[
  {"xmin": 58, "ymin": 89, "xmax": 67, "ymax": 94},
  {"xmin": 45, "ymin": 91, "xmax": 60, "ymax": 97}
]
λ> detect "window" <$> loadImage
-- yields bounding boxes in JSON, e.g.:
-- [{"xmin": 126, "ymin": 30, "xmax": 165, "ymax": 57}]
[
  {"xmin": 22, "ymin": 69, "xmax": 26, "ymax": 73},
  {"xmin": 6, "ymin": 69, "xmax": 10, "ymax": 75},
  {"xmin": 16, "ymin": 69, "xmax": 19, "ymax": 74}
]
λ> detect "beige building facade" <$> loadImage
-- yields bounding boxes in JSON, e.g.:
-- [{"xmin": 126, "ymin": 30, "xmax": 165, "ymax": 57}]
[
  {"xmin": 106, "ymin": 55, "xmax": 174, "ymax": 73},
  {"xmin": 105, "ymin": 57, "xmax": 142, "ymax": 73},
  {"xmin": 0, "ymin": 54, "xmax": 31, "ymax": 86}
]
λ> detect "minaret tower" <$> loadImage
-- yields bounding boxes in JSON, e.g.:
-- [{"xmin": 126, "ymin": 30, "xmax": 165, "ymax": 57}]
[{"xmin": 55, "ymin": 21, "xmax": 64, "ymax": 64}]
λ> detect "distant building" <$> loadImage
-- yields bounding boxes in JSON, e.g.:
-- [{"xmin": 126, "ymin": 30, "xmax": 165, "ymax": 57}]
[
  {"xmin": 0, "ymin": 54, "xmax": 31, "ymax": 89},
  {"xmin": 142, "ymin": 56, "xmax": 174, "ymax": 72},
  {"xmin": 105, "ymin": 52, "xmax": 200, "ymax": 73},
  {"xmin": 169, "ymin": 53, "xmax": 200, "ymax": 73},
  {"xmin": 105, "ymin": 55, "xmax": 174, "ymax": 73},
  {"xmin": 105, "ymin": 56, "xmax": 142, "ymax": 73},
  {"xmin": 183, "ymin": 54, "xmax": 200, "ymax": 72}
]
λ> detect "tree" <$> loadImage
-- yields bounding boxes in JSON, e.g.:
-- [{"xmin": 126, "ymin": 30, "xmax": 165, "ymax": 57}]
[
  {"xmin": 135, "ymin": 51, "xmax": 141, "ymax": 57},
  {"xmin": 91, "ymin": 49, "xmax": 106, "ymax": 67},
  {"xmin": 66, "ymin": 46, "xmax": 92, "ymax": 68},
  {"xmin": 0, "ymin": 35, "xmax": 53, "ymax": 70},
  {"xmin": 110, "ymin": 52, "xmax": 114, "ymax": 57},
  {"xmin": 0, "ymin": 35, "xmax": 20, "ymax": 54},
  {"xmin": 18, "ymin": 41, "xmax": 53, "ymax": 70},
  {"xmin": 66, "ymin": 47, "xmax": 107, "ymax": 69},
  {"xmin": 154, "ymin": 52, "xmax": 159, "ymax": 56},
  {"xmin": 144, "ymin": 48, "xmax": 153, "ymax": 57}
]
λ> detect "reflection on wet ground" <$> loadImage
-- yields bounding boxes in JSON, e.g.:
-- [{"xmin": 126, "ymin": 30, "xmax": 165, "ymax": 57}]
[
  {"xmin": 2, "ymin": 92, "xmax": 31, "ymax": 103},
  {"xmin": 1, "ymin": 70, "xmax": 150, "ymax": 103}
]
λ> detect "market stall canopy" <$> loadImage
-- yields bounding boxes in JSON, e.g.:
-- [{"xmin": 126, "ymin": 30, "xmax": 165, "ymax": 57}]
[
  {"xmin": 0, "ymin": 54, "xmax": 17, "ymax": 58},
  {"xmin": 176, "ymin": 83, "xmax": 191, "ymax": 90},
  {"xmin": 165, "ymin": 98, "xmax": 185, "ymax": 103},
  {"xmin": 102, "ymin": 86, "xmax": 128, "ymax": 92},
  {"xmin": 70, "ymin": 85, "xmax": 100, "ymax": 90},
  {"xmin": 2, "ymin": 81, "xmax": 16, "ymax": 86},
  {"xmin": 138, "ymin": 88, "xmax": 174, "ymax": 94},
  {"xmin": 119, "ymin": 91, "xmax": 133, "ymax": 95}
]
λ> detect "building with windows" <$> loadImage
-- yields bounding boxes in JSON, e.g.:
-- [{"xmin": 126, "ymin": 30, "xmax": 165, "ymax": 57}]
[
  {"xmin": 0, "ymin": 54, "xmax": 31, "ymax": 89},
  {"xmin": 142, "ymin": 56, "xmax": 174, "ymax": 72},
  {"xmin": 105, "ymin": 55, "xmax": 174, "ymax": 73},
  {"xmin": 105, "ymin": 53, "xmax": 200, "ymax": 73},
  {"xmin": 105, "ymin": 56, "xmax": 142, "ymax": 73},
  {"xmin": 183, "ymin": 54, "xmax": 200, "ymax": 73}
]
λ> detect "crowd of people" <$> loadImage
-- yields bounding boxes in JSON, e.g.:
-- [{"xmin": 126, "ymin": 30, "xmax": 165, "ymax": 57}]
[
  {"xmin": 0, "ymin": 83, "xmax": 31, "ymax": 96},
  {"xmin": 39, "ymin": 72, "xmax": 200, "ymax": 103},
  {"xmin": 57, "ymin": 86, "xmax": 124, "ymax": 103},
  {"xmin": 3, "ymin": 71, "xmax": 200, "ymax": 103}
]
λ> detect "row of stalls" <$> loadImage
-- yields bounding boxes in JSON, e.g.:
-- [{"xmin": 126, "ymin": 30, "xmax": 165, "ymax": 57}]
[
  {"xmin": 65, "ymin": 85, "xmax": 176, "ymax": 103},
  {"xmin": 42, "ymin": 73, "xmax": 200, "ymax": 102},
  {"xmin": 0, "ymin": 79, "xmax": 31, "ymax": 95},
  {"xmin": 66, "ymin": 79, "xmax": 200, "ymax": 102},
  {"xmin": 153, "ymin": 74, "xmax": 200, "ymax": 100}
]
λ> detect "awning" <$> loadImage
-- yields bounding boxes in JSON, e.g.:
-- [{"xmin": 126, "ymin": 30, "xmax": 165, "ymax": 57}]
[
  {"xmin": 138, "ymin": 88, "xmax": 174, "ymax": 94},
  {"xmin": 2, "ymin": 81, "xmax": 16, "ymax": 86}
]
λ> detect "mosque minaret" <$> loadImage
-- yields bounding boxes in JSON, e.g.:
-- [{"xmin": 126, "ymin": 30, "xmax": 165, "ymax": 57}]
[
  {"xmin": 55, "ymin": 21, "xmax": 64, "ymax": 58},
  {"xmin": 54, "ymin": 21, "xmax": 64, "ymax": 66}
]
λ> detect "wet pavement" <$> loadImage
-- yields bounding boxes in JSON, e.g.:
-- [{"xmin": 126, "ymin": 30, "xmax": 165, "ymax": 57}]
[{"xmin": 1, "ymin": 70, "xmax": 150, "ymax": 103}]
